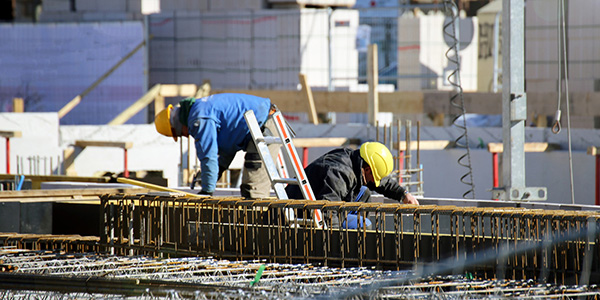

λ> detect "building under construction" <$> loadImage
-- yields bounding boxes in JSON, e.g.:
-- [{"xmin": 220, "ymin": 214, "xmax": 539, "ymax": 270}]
[{"xmin": 2, "ymin": 0, "xmax": 600, "ymax": 298}]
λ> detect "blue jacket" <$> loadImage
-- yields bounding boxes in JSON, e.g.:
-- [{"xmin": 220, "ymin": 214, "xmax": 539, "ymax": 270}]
[{"xmin": 186, "ymin": 93, "xmax": 271, "ymax": 193}]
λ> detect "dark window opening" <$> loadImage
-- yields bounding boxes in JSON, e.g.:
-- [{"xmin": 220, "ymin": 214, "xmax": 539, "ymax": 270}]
[{"xmin": 0, "ymin": 0, "xmax": 15, "ymax": 22}]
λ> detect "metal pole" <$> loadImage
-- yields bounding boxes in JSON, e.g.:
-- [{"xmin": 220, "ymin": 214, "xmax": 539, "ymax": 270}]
[
  {"xmin": 124, "ymin": 148, "xmax": 129, "ymax": 178},
  {"xmin": 502, "ymin": 0, "xmax": 526, "ymax": 194},
  {"xmin": 327, "ymin": 7, "xmax": 333, "ymax": 92},
  {"xmin": 495, "ymin": 0, "xmax": 547, "ymax": 201},
  {"xmin": 596, "ymin": 154, "xmax": 599, "ymax": 206},
  {"xmin": 492, "ymin": 11, "xmax": 501, "ymax": 93},
  {"xmin": 5, "ymin": 137, "xmax": 10, "ymax": 173},
  {"xmin": 143, "ymin": 14, "xmax": 150, "ymax": 94}
]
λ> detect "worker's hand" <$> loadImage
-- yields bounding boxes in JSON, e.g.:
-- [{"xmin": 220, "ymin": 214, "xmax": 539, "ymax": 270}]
[{"xmin": 403, "ymin": 192, "xmax": 419, "ymax": 205}]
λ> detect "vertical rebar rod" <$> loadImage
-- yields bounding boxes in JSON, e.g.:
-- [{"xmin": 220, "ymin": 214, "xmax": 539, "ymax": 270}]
[
  {"xmin": 128, "ymin": 202, "xmax": 134, "ymax": 256},
  {"xmin": 159, "ymin": 201, "xmax": 164, "ymax": 258},
  {"xmin": 140, "ymin": 197, "xmax": 146, "ymax": 248},
  {"xmin": 383, "ymin": 123, "xmax": 387, "ymax": 145},
  {"xmin": 405, "ymin": 120, "xmax": 412, "ymax": 191},
  {"xmin": 397, "ymin": 120, "xmax": 402, "ymax": 184},
  {"xmin": 110, "ymin": 203, "xmax": 115, "ymax": 256},
  {"xmin": 388, "ymin": 122, "xmax": 393, "ymax": 151}
]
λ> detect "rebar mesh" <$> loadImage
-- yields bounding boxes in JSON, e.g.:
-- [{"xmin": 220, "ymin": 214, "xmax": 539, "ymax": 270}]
[
  {"xmin": 1, "ymin": 249, "xmax": 599, "ymax": 300},
  {"xmin": 93, "ymin": 194, "xmax": 600, "ymax": 286}
]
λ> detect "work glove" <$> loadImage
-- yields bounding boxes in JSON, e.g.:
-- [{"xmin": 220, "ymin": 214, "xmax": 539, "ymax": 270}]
[{"xmin": 342, "ymin": 214, "xmax": 372, "ymax": 229}]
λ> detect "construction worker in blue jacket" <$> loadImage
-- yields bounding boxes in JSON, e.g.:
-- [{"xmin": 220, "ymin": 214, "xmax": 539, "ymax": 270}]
[
  {"xmin": 154, "ymin": 93, "xmax": 280, "ymax": 198},
  {"xmin": 285, "ymin": 142, "xmax": 419, "ymax": 228}
]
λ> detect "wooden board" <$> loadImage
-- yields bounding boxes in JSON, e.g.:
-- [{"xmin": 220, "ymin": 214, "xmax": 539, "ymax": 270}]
[
  {"xmin": 75, "ymin": 140, "xmax": 133, "ymax": 149},
  {"xmin": 0, "ymin": 187, "xmax": 150, "ymax": 203},
  {"xmin": 108, "ymin": 84, "xmax": 161, "ymax": 125},
  {"xmin": 299, "ymin": 73, "xmax": 318, "ymax": 125},
  {"xmin": 207, "ymin": 90, "xmax": 600, "ymax": 119},
  {"xmin": 159, "ymin": 84, "xmax": 198, "ymax": 97},
  {"xmin": 213, "ymin": 89, "xmax": 423, "ymax": 114},
  {"xmin": 293, "ymin": 137, "xmax": 359, "ymax": 148},
  {"xmin": 487, "ymin": 142, "xmax": 561, "ymax": 153},
  {"xmin": 391, "ymin": 140, "xmax": 452, "ymax": 151},
  {"xmin": 0, "ymin": 131, "xmax": 22, "ymax": 138},
  {"xmin": 0, "ymin": 174, "xmax": 110, "ymax": 183}
]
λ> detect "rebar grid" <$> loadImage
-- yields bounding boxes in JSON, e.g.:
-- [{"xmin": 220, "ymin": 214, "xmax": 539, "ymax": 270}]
[
  {"xmin": 2, "ymin": 250, "xmax": 600, "ymax": 300},
  {"xmin": 0, "ymin": 233, "xmax": 100, "ymax": 255},
  {"xmin": 0, "ymin": 249, "xmax": 410, "ymax": 299},
  {"xmin": 99, "ymin": 194, "xmax": 600, "ymax": 286},
  {"xmin": 0, "ymin": 251, "xmax": 382, "ymax": 283}
]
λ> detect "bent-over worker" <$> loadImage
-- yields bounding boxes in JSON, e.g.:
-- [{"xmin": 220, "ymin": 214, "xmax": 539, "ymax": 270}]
[
  {"xmin": 285, "ymin": 142, "xmax": 419, "ymax": 228},
  {"xmin": 154, "ymin": 93, "xmax": 280, "ymax": 198}
]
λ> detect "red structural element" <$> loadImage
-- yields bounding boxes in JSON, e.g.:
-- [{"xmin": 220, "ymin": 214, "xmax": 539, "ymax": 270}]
[
  {"xmin": 5, "ymin": 137, "xmax": 10, "ymax": 174},
  {"xmin": 492, "ymin": 152, "xmax": 499, "ymax": 189},
  {"xmin": 302, "ymin": 147, "xmax": 309, "ymax": 168},
  {"xmin": 398, "ymin": 151, "xmax": 404, "ymax": 184},
  {"xmin": 596, "ymin": 155, "xmax": 600, "ymax": 206},
  {"xmin": 491, "ymin": 151, "xmax": 500, "ymax": 201},
  {"xmin": 124, "ymin": 148, "xmax": 129, "ymax": 178}
]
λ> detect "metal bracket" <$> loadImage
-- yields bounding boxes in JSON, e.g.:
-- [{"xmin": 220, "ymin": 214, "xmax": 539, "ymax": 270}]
[
  {"xmin": 491, "ymin": 186, "xmax": 547, "ymax": 201},
  {"xmin": 510, "ymin": 93, "xmax": 527, "ymax": 121}
]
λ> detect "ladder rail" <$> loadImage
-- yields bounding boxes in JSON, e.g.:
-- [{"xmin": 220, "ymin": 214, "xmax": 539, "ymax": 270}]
[
  {"xmin": 244, "ymin": 110, "xmax": 325, "ymax": 229},
  {"xmin": 271, "ymin": 111, "xmax": 324, "ymax": 227},
  {"xmin": 243, "ymin": 111, "xmax": 295, "ymax": 224},
  {"xmin": 243, "ymin": 111, "xmax": 288, "ymax": 198}
]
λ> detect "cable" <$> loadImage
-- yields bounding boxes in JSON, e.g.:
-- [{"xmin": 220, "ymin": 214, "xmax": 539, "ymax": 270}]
[
  {"xmin": 554, "ymin": 0, "xmax": 575, "ymax": 204},
  {"xmin": 559, "ymin": 0, "xmax": 575, "ymax": 204},
  {"xmin": 552, "ymin": 0, "xmax": 562, "ymax": 134},
  {"xmin": 442, "ymin": 0, "xmax": 475, "ymax": 199}
]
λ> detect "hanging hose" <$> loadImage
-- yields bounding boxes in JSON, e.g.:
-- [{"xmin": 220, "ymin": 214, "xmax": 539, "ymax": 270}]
[{"xmin": 443, "ymin": 0, "xmax": 475, "ymax": 199}]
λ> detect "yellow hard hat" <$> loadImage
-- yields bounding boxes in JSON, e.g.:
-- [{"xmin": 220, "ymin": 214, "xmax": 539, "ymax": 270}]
[
  {"xmin": 360, "ymin": 142, "xmax": 394, "ymax": 187},
  {"xmin": 154, "ymin": 104, "xmax": 177, "ymax": 141}
]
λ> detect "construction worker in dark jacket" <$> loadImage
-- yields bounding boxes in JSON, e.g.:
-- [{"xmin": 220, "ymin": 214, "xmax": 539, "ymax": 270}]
[{"xmin": 285, "ymin": 142, "xmax": 419, "ymax": 228}]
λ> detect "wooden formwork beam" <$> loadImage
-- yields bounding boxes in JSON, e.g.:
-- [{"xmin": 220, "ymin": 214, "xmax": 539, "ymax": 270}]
[
  {"xmin": 205, "ymin": 89, "xmax": 600, "ymax": 124},
  {"xmin": 108, "ymin": 84, "xmax": 161, "ymax": 125},
  {"xmin": 487, "ymin": 142, "xmax": 560, "ymax": 153},
  {"xmin": 367, "ymin": 44, "xmax": 379, "ymax": 126},
  {"xmin": 0, "ymin": 188, "xmax": 149, "ymax": 202},
  {"xmin": 298, "ymin": 73, "xmax": 318, "ymax": 125},
  {"xmin": 212, "ymin": 89, "xmax": 423, "ymax": 114},
  {"xmin": 12, "ymin": 98, "xmax": 24, "ymax": 113}
]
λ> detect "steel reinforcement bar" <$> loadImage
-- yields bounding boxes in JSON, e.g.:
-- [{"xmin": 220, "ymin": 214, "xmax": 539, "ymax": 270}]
[
  {"xmin": 100, "ymin": 194, "xmax": 600, "ymax": 285},
  {"xmin": 0, "ymin": 233, "xmax": 100, "ymax": 253}
]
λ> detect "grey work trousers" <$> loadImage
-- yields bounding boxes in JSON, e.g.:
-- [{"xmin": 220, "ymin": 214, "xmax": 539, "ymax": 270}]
[{"xmin": 240, "ymin": 117, "xmax": 281, "ymax": 199}]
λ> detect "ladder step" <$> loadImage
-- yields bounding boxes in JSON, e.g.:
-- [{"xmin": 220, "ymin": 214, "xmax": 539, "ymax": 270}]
[
  {"xmin": 273, "ymin": 178, "xmax": 299, "ymax": 185},
  {"xmin": 257, "ymin": 136, "xmax": 282, "ymax": 144}
]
